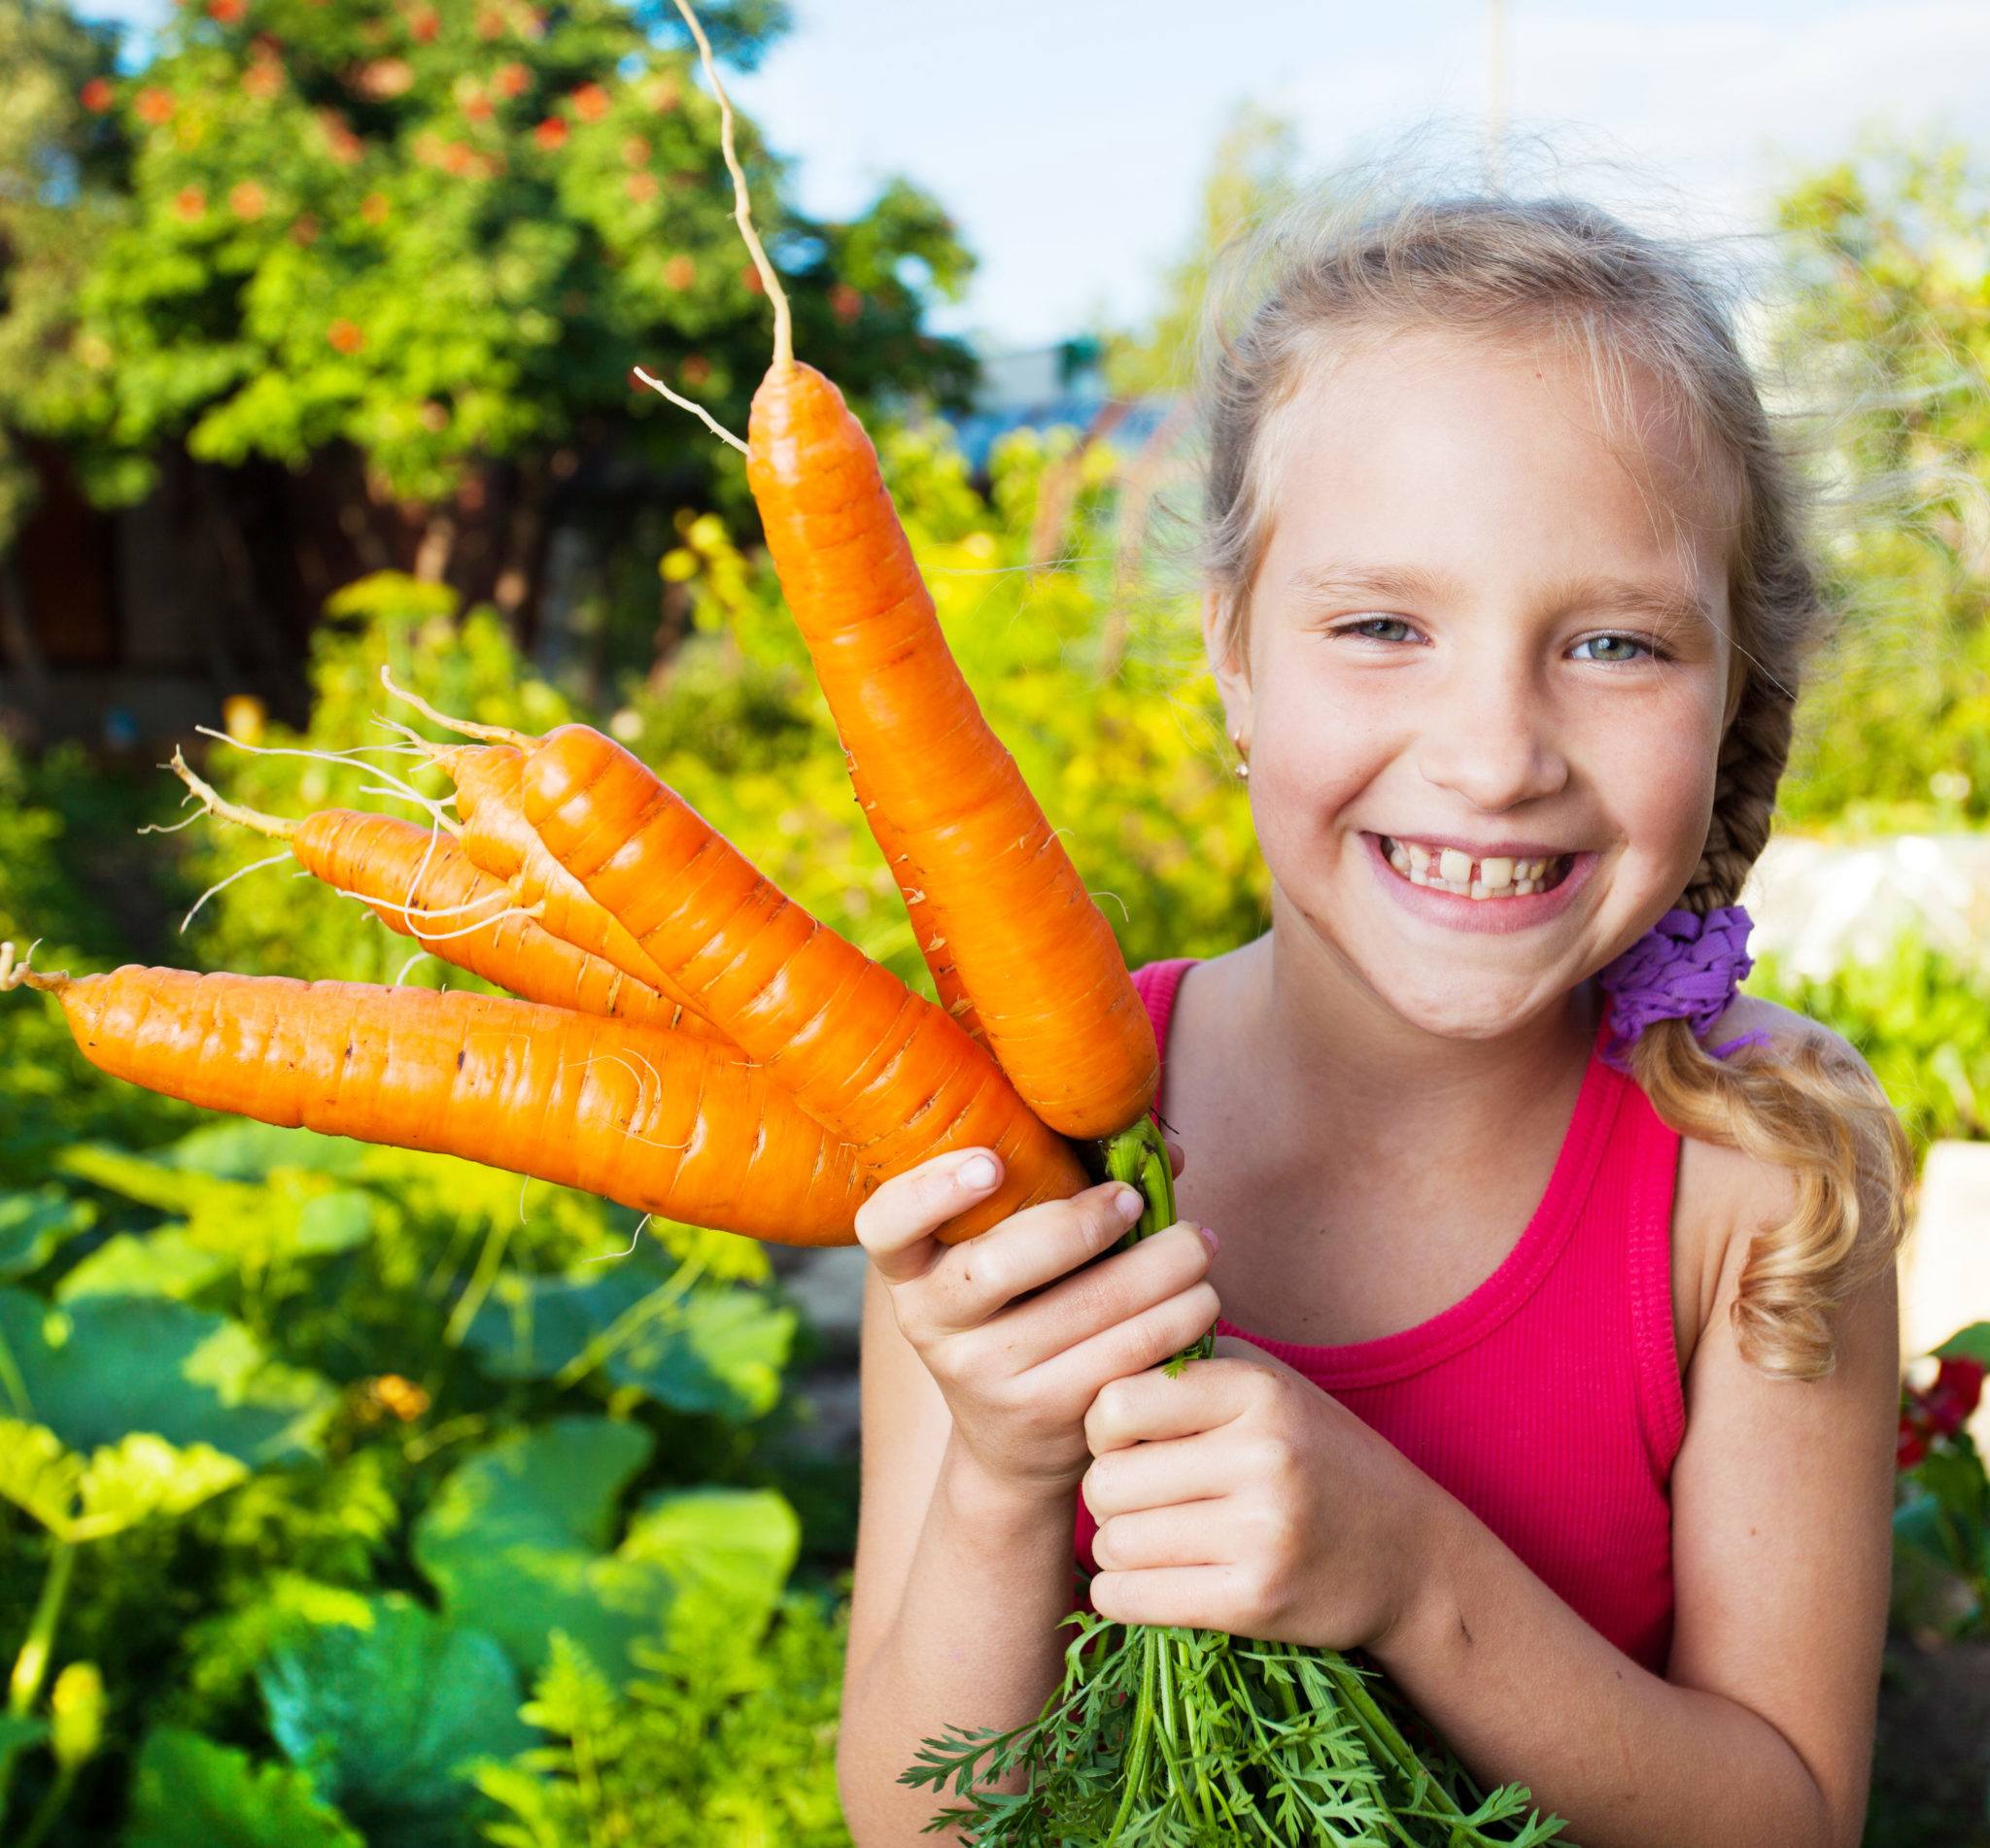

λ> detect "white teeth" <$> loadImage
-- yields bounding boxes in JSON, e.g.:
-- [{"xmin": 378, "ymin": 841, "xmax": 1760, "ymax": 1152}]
[{"xmin": 1382, "ymin": 837, "xmax": 1572, "ymax": 901}]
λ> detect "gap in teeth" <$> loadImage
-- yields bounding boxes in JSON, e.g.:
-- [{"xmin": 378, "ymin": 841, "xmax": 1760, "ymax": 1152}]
[{"xmin": 1382, "ymin": 837, "xmax": 1566, "ymax": 898}]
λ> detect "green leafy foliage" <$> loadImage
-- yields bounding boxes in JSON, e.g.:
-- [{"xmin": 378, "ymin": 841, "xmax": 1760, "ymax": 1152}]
[
  {"xmin": 17, "ymin": 0, "xmax": 974, "ymax": 521},
  {"xmin": 258, "ymin": 1594, "xmax": 532, "ymax": 1848},
  {"xmin": 124, "ymin": 1727, "xmax": 364, "ymax": 1848},
  {"xmin": 477, "ymin": 1587, "xmax": 851, "ymax": 1848},
  {"xmin": 463, "ymin": 1250, "xmax": 796, "ymax": 1417},
  {"xmin": 1748, "ymin": 935, "xmax": 1990, "ymax": 1158},
  {"xmin": 413, "ymin": 1414, "xmax": 799, "ymax": 1684}
]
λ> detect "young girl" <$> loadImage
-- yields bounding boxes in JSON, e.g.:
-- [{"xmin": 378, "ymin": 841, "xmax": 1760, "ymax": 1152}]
[{"xmin": 833, "ymin": 179, "xmax": 1913, "ymax": 1848}]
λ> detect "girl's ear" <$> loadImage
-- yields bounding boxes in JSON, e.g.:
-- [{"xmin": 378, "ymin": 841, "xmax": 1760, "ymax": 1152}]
[{"xmin": 1202, "ymin": 588, "xmax": 1253, "ymax": 747}]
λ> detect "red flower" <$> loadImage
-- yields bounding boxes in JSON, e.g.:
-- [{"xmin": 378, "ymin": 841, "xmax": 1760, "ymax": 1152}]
[
  {"xmin": 492, "ymin": 61, "xmax": 530, "ymax": 98},
  {"xmin": 625, "ymin": 172, "xmax": 658, "ymax": 203},
  {"xmin": 571, "ymin": 82, "xmax": 609, "ymax": 122},
  {"xmin": 740, "ymin": 263, "xmax": 766, "ymax": 297},
  {"xmin": 228, "ymin": 180, "xmax": 269, "ymax": 219},
  {"xmin": 408, "ymin": 5, "xmax": 439, "ymax": 41},
  {"xmin": 475, "ymin": 8, "xmax": 505, "ymax": 38},
  {"xmin": 462, "ymin": 91, "xmax": 493, "ymax": 122},
  {"xmin": 360, "ymin": 190, "xmax": 391, "ymax": 225},
  {"xmin": 242, "ymin": 59, "xmax": 284, "ymax": 98},
  {"xmin": 680, "ymin": 353, "xmax": 710, "ymax": 388},
  {"xmin": 290, "ymin": 213, "xmax": 320, "ymax": 244},
  {"xmin": 1924, "ymin": 1354, "xmax": 1987, "ymax": 1438},
  {"xmin": 1898, "ymin": 1420, "xmax": 1929, "ymax": 1471},
  {"xmin": 532, "ymin": 117, "xmax": 567, "ymax": 152},
  {"xmin": 172, "ymin": 185, "xmax": 207, "ymax": 222},
  {"xmin": 326, "ymin": 319, "xmax": 365, "ymax": 354},
  {"xmin": 663, "ymin": 253, "xmax": 695, "ymax": 291},
  {"xmin": 80, "ymin": 77, "xmax": 115, "ymax": 113},
  {"xmin": 830, "ymin": 282, "xmax": 862, "ymax": 324},
  {"xmin": 134, "ymin": 86, "xmax": 175, "ymax": 125},
  {"xmin": 208, "ymin": 0, "xmax": 246, "ymax": 23}
]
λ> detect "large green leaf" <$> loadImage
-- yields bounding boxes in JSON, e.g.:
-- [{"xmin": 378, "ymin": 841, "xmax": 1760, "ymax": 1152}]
[
  {"xmin": 55, "ymin": 1227, "xmax": 229, "ymax": 1303},
  {"xmin": 158, "ymin": 1120, "xmax": 372, "ymax": 1181},
  {"xmin": 0, "ymin": 1419, "xmax": 79, "ymax": 1531},
  {"xmin": 1935, "ymin": 1322, "xmax": 1990, "ymax": 1367},
  {"xmin": 413, "ymin": 1419, "xmax": 800, "ymax": 1685},
  {"xmin": 0, "ymin": 1290, "xmax": 332, "ymax": 1462},
  {"xmin": 0, "ymin": 1188, "xmax": 91, "ymax": 1281},
  {"xmin": 0, "ymin": 1419, "xmax": 248, "ymax": 1540},
  {"xmin": 258, "ymin": 1595, "xmax": 532, "ymax": 1848},
  {"xmin": 463, "ymin": 1261, "xmax": 795, "ymax": 1420},
  {"xmin": 123, "ymin": 1727, "xmax": 363, "ymax": 1848},
  {"xmin": 623, "ymin": 1485, "xmax": 800, "ymax": 1634},
  {"xmin": 413, "ymin": 1417, "xmax": 663, "ymax": 1681},
  {"xmin": 54, "ymin": 1147, "xmax": 374, "ymax": 1270}
]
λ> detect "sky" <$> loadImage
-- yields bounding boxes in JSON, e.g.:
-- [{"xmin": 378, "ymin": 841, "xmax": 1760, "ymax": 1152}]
[{"xmin": 80, "ymin": 0, "xmax": 1990, "ymax": 354}]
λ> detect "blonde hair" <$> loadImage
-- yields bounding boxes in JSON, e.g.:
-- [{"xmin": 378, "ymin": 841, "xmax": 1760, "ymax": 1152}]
[{"xmin": 1190, "ymin": 156, "xmax": 1914, "ymax": 1381}]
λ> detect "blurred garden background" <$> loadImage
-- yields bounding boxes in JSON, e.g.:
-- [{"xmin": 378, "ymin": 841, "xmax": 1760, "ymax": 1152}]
[{"xmin": 0, "ymin": 0, "xmax": 1987, "ymax": 1840}]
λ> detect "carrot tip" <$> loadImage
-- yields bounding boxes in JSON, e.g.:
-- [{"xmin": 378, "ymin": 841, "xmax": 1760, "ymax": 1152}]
[
  {"xmin": 0, "ymin": 939, "xmax": 66, "ymax": 994},
  {"xmin": 377, "ymin": 665, "xmax": 534, "ymax": 750},
  {"xmin": 168, "ymin": 747, "xmax": 298, "ymax": 840}
]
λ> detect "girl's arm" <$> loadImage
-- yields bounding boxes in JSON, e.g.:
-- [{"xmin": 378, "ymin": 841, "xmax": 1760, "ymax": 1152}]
[
  {"xmin": 1376, "ymin": 1100, "xmax": 1900, "ymax": 1848},
  {"xmin": 835, "ymin": 1262, "xmax": 1074, "ymax": 1846}
]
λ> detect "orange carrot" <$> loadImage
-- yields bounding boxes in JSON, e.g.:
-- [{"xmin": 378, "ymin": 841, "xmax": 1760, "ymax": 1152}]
[
  {"xmin": 170, "ymin": 755, "xmax": 696, "ymax": 1033},
  {"xmin": 746, "ymin": 359, "xmax": 1156, "ymax": 1143},
  {"xmin": 845, "ymin": 745, "xmax": 986, "ymax": 1044},
  {"xmin": 2, "ymin": 945, "xmax": 864, "ymax": 1247},
  {"xmin": 519, "ymin": 722, "xmax": 1089, "ymax": 1241}
]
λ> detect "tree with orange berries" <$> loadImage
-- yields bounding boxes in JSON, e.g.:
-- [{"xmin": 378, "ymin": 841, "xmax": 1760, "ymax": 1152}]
[{"xmin": 15, "ymin": 0, "xmax": 974, "ymax": 655}]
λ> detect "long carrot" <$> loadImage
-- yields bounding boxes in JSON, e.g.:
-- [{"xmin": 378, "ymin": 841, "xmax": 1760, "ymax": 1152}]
[
  {"xmin": 171, "ymin": 754, "xmax": 699, "ymax": 1034},
  {"xmin": 844, "ymin": 745, "xmax": 986, "ymax": 1045},
  {"xmin": 642, "ymin": 9, "xmax": 1152, "ymax": 1144},
  {"xmin": 518, "ymin": 722, "xmax": 1089, "ymax": 1240},
  {"xmin": 0, "ymin": 942, "xmax": 864, "ymax": 1246}
]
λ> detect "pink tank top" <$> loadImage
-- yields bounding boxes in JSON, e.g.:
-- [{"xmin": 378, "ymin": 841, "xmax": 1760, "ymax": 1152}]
[{"xmin": 1073, "ymin": 958, "xmax": 1688, "ymax": 1673}]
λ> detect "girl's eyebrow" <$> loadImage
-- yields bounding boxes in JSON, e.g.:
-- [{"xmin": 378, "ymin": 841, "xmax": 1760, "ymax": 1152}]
[{"xmin": 1285, "ymin": 562, "xmax": 1721, "ymax": 639}]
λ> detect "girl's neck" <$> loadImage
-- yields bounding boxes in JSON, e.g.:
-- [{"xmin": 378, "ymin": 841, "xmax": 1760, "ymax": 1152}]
[{"xmin": 1220, "ymin": 922, "xmax": 1601, "ymax": 1181}]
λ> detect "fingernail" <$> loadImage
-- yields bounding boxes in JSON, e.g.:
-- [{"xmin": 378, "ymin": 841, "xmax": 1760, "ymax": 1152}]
[
  {"xmin": 959, "ymin": 1155, "xmax": 998, "ymax": 1189},
  {"xmin": 1199, "ymin": 1225, "xmax": 1219, "ymax": 1253},
  {"xmin": 1114, "ymin": 1187, "xmax": 1143, "ymax": 1222}
]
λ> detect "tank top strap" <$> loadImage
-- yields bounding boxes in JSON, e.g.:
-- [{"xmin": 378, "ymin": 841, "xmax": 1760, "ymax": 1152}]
[{"xmin": 1125, "ymin": 957, "xmax": 1686, "ymax": 1457}]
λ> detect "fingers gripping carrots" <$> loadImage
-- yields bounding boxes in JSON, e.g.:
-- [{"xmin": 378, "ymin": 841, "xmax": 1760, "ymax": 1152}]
[{"xmin": 0, "ymin": 944, "xmax": 865, "ymax": 1246}]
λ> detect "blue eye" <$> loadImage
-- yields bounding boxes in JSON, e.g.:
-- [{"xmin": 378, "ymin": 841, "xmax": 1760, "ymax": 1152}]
[
  {"xmin": 1332, "ymin": 618, "xmax": 1417, "ymax": 643},
  {"xmin": 1571, "ymin": 633, "xmax": 1661, "ymax": 664}
]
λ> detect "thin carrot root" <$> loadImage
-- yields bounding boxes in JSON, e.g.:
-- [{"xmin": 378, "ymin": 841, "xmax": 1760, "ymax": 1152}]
[
  {"xmin": 672, "ymin": 0, "xmax": 792, "ymax": 368},
  {"xmin": 0, "ymin": 940, "xmax": 68, "ymax": 994},
  {"xmin": 377, "ymin": 666, "xmax": 533, "ymax": 749},
  {"xmin": 631, "ymin": 367, "xmax": 747, "ymax": 455},
  {"xmin": 192, "ymin": 725, "xmax": 460, "ymax": 834},
  {"xmin": 168, "ymin": 749, "xmax": 299, "ymax": 840}
]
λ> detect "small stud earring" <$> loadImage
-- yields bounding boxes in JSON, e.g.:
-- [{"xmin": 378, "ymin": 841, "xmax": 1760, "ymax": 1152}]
[{"xmin": 1230, "ymin": 732, "xmax": 1249, "ymax": 780}]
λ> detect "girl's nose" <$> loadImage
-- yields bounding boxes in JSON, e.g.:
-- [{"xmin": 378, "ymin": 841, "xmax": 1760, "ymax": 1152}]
[{"xmin": 1412, "ymin": 669, "xmax": 1569, "ymax": 813}]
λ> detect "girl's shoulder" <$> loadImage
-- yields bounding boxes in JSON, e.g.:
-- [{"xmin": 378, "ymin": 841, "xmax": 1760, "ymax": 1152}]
[{"xmin": 1667, "ymin": 991, "xmax": 1884, "ymax": 1378}]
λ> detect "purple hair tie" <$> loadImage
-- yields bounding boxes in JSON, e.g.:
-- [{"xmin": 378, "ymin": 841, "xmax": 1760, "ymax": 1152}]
[{"xmin": 1595, "ymin": 905, "xmax": 1769, "ymax": 1075}]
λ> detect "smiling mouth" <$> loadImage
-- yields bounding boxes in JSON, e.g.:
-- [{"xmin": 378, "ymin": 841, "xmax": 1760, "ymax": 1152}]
[{"xmin": 1375, "ymin": 835, "xmax": 1577, "ymax": 900}]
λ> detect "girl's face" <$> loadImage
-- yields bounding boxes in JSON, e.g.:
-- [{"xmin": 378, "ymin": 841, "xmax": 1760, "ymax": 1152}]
[{"xmin": 1209, "ymin": 326, "xmax": 1738, "ymax": 1043}]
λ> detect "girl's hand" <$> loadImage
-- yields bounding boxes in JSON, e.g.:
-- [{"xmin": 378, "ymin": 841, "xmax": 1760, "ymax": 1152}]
[
  {"xmin": 854, "ymin": 1143, "xmax": 1214, "ymax": 1502},
  {"xmin": 1081, "ymin": 1336, "xmax": 1445, "ymax": 1653}
]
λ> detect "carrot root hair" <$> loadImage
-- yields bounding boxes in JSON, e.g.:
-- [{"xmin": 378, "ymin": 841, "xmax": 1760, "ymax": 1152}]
[
  {"xmin": 168, "ymin": 748, "xmax": 299, "ymax": 841},
  {"xmin": 0, "ymin": 940, "xmax": 65, "ymax": 994},
  {"xmin": 631, "ymin": 366, "xmax": 747, "ymax": 455},
  {"xmin": 377, "ymin": 666, "xmax": 533, "ymax": 750},
  {"xmin": 671, "ymin": 0, "xmax": 792, "ymax": 369},
  {"xmin": 191, "ymin": 725, "xmax": 461, "ymax": 834}
]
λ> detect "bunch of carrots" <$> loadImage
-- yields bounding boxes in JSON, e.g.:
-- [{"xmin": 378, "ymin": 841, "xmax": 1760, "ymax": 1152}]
[{"xmin": 2, "ymin": 7, "xmax": 1566, "ymax": 1843}]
